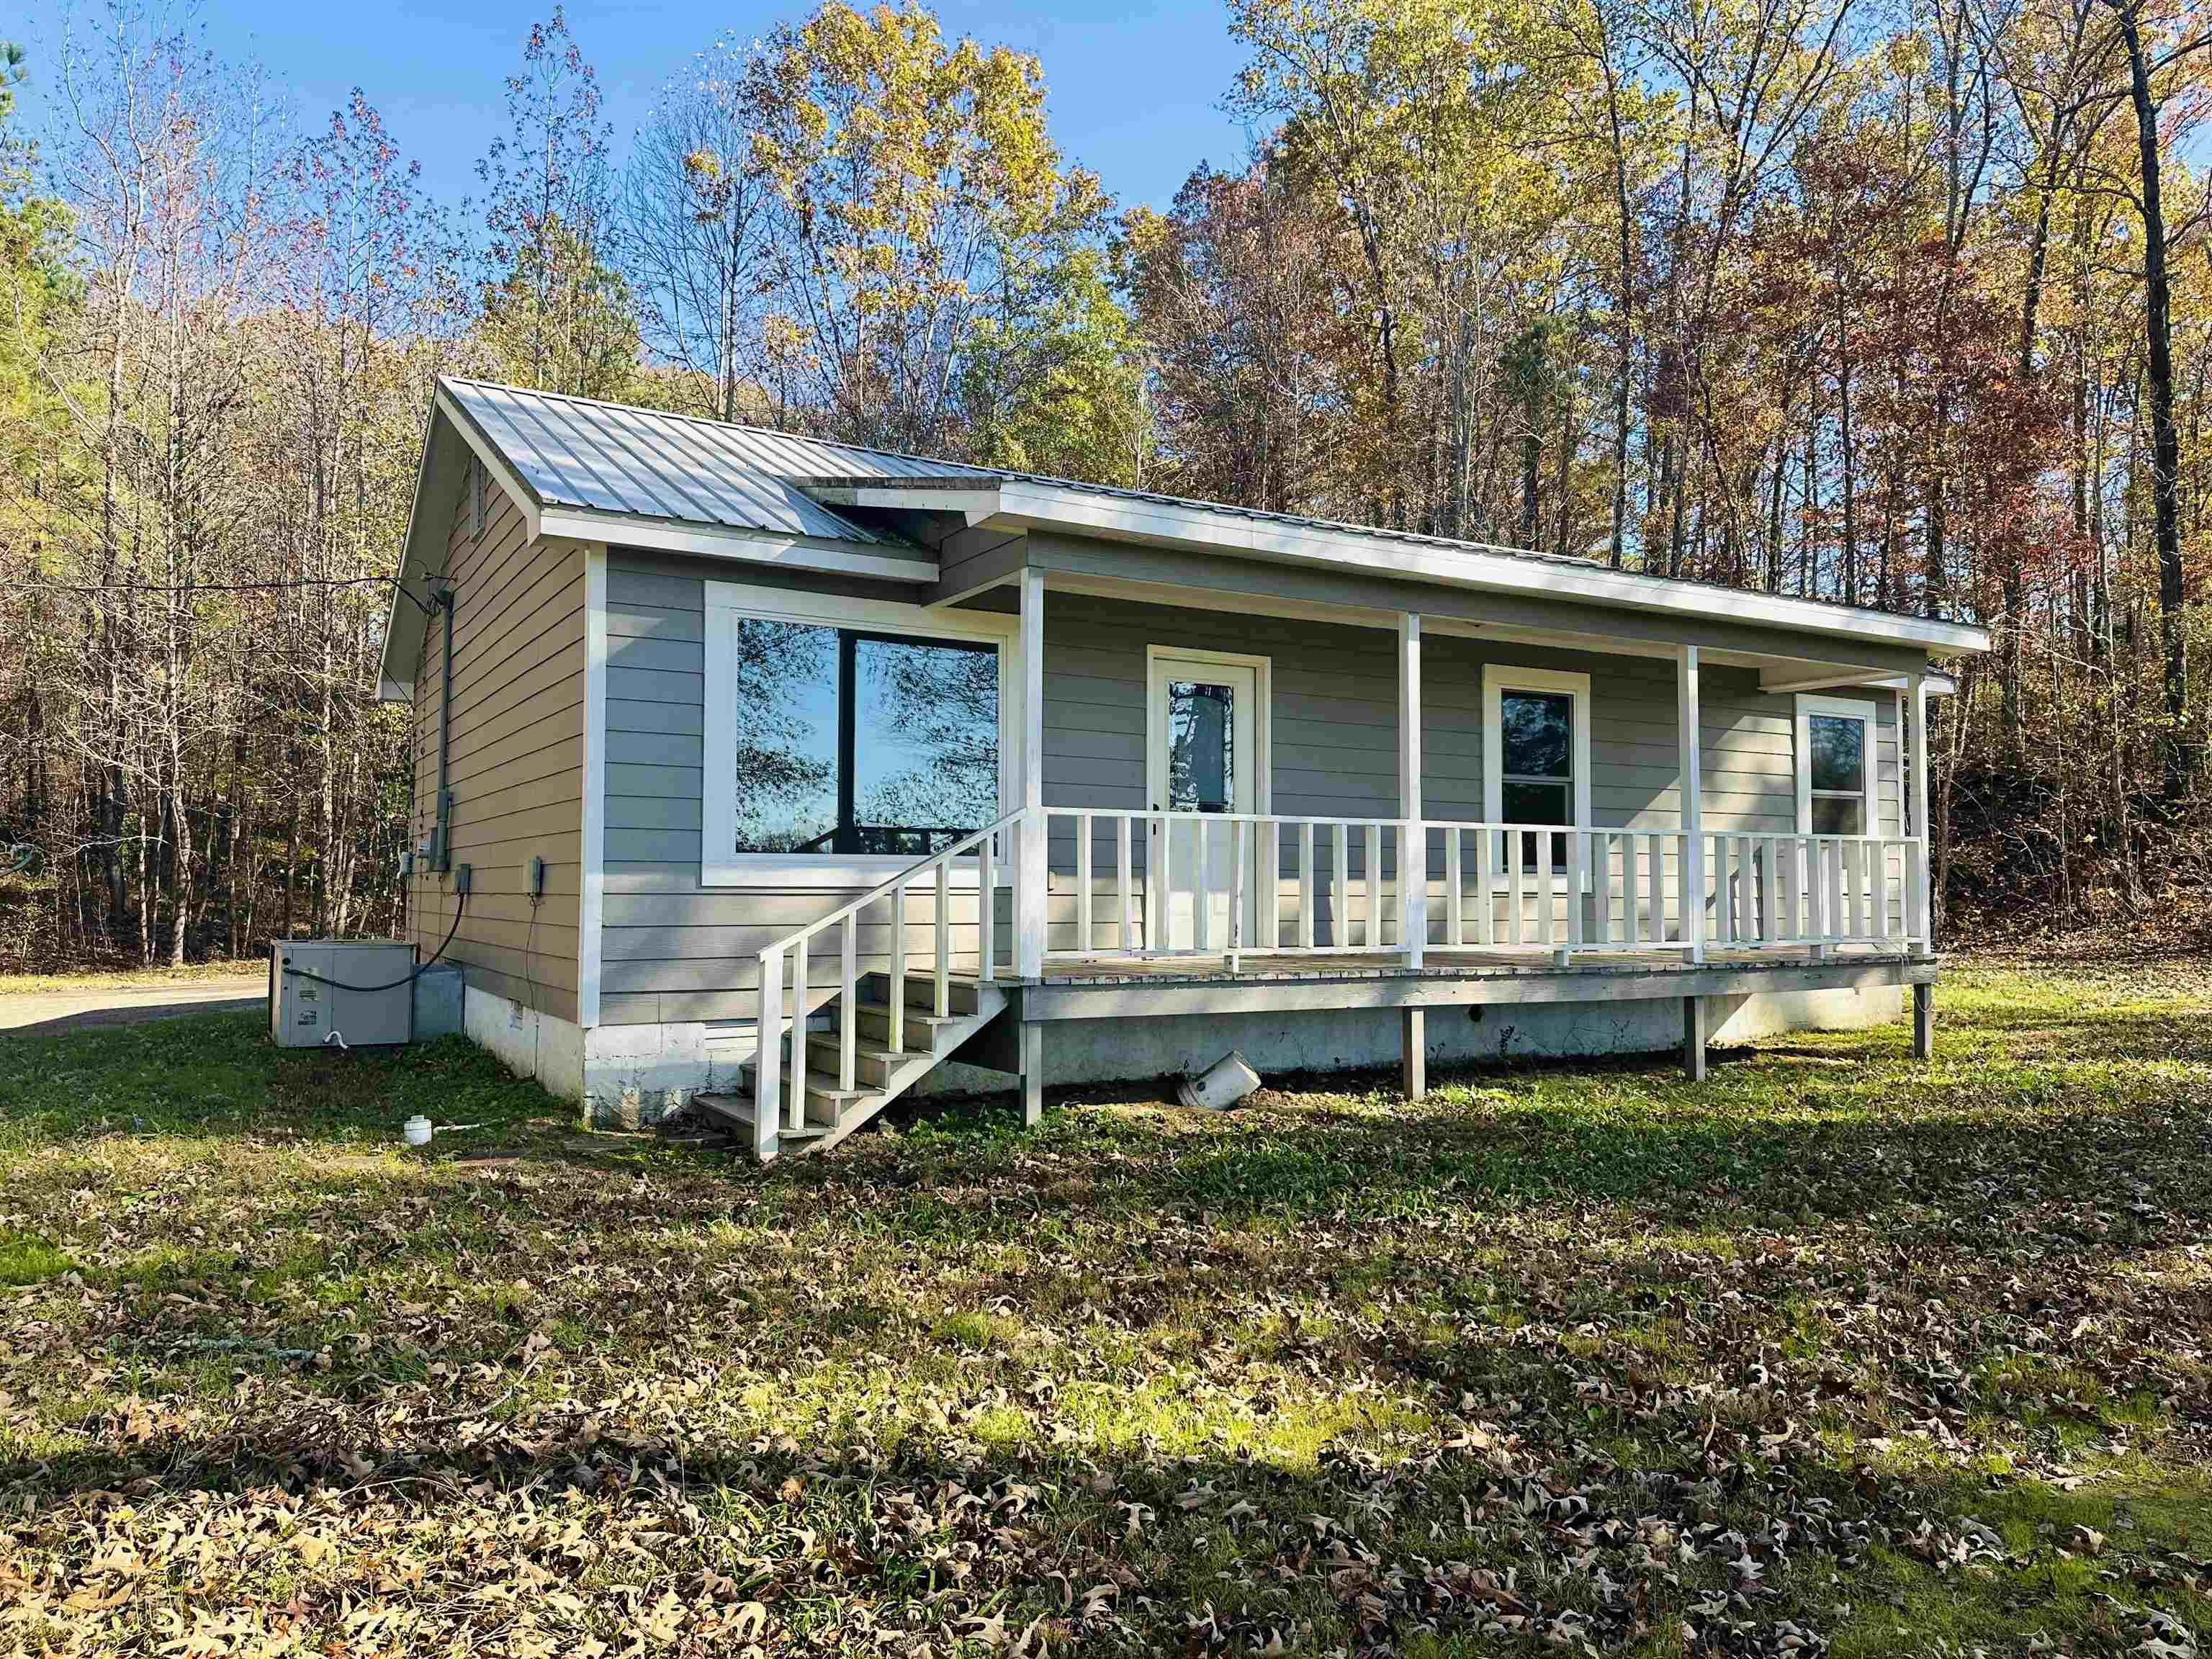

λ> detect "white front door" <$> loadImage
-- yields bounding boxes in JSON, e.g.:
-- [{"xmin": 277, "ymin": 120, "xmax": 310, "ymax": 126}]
[{"xmin": 1147, "ymin": 650, "xmax": 1262, "ymax": 952}]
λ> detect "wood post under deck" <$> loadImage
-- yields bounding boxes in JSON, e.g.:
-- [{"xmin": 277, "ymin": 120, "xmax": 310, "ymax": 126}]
[
  {"xmin": 1912, "ymin": 981, "xmax": 1933, "ymax": 1059},
  {"xmin": 1401, "ymin": 1006, "xmax": 1426, "ymax": 1100},
  {"xmin": 1020, "ymin": 1022, "xmax": 1044, "ymax": 1126},
  {"xmin": 1682, "ymin": 995, "xmax": 1707, "ymax": 1081}
]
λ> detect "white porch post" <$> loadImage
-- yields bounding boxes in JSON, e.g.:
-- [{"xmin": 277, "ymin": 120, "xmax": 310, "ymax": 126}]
[
  {"xmin": 1017, "ymin": 567, "xmax": 1047, "ymax": 979},
  {"xmin": 1908, "ymin": 670, "xmax": 1931, "ymax": 955},
  {"xmin": 1399, "ymin": 611, "xmax": 1425, "ymax": 968},
  {"xmin": 1677, "ymin": 644, "xmax": 1705, "ymax": 963}
]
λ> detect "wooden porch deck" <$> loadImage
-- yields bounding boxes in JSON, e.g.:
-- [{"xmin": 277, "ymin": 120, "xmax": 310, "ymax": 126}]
[
  {"xmin": 1010, "ymin": 943, "xmax": 1937, "ymax": 1028},
  {"xmin": 1030, "ymin": 942, "xmax": 1918, "ymax": 986}
]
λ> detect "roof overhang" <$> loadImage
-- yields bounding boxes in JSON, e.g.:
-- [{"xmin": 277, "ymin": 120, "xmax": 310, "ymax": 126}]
[
  {"xmin": 806, "ymin": 477, "xmax": 1992, "ymax": 661},
  {"xmin": 376, "ymin": 388, "xmax": 937, "ymax": 701}
]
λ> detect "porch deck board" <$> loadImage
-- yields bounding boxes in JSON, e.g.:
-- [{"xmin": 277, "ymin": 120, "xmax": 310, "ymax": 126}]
[{"xmin": 1030, "ymin": 944, "xmax": 1911, "ymax": 986}]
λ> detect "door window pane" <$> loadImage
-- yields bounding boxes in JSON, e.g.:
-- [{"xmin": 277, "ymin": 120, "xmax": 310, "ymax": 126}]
[
  {"xmin": 1168, "ymin": 680, "xmax": 1234, "ymax": 811},
  {"xmin": 853, "ymin": 637, "xmax": 999, "ymax": 853},
  {"xmin": 1807, "ymin": 714, "xmax": 1864, "ymax": 793},
  {"xmin": 1501, "ymin": 691, "xmax": 1572, "ymax": 781},
  {"xmin": 730, "ymin": 619, "xmax": 839, "ymax": 853}
]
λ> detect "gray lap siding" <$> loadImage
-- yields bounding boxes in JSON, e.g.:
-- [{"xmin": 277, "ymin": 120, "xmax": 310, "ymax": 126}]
[{"xmin": 595, "ymin": 554, "xmax": 1904, "ymax": 1024}]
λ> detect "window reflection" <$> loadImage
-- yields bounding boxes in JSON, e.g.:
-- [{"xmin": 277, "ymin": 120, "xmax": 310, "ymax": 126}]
[
  {"xmin": 729, "ymin": 620, "xmax": 999, "ymax": 855},
  {"xmin": 1499, "ymin": 688, "xmax": 1573, "ymax": 868},
  {"xmin": 1807, "ymin": 713, "xmax": 1867, "ymax": 836},
  {"xmin": 1168, "ymin": 681, "xmax": 1234, "ymax": 811}
]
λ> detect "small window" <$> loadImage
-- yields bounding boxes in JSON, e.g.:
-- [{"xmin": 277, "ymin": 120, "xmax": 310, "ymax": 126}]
[
  {"xmin": 1500, "ymin": 690, "xmax": 1573, "ymax": 868},
  {"xmin": 727, "ymin": 619, "xmax": 1001, "ymax": 857},
  {"xmin": 1483, "ymin": 666, "xmax": 1591, "ymax": 876},
  {"xmin": 471, "ymin": 458, "xmax": 487, "ymax": 541},
  {"xmin": 1796, "ymin": 696, "xmax": 1876, "ymax": 837}
]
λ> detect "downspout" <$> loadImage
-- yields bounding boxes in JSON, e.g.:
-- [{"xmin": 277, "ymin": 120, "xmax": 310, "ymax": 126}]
[{"xmin": 435, "ymin": 586, "xmax": 456, "ymax": 872}]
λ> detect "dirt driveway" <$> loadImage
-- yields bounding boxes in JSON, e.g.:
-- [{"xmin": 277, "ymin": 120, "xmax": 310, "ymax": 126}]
[{"xmin": 0, "ymin": 971, "xmax": 266, "ymax": 1036}]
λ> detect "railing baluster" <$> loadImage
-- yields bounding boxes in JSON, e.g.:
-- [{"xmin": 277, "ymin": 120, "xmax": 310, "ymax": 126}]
[
  {"xmin": 1076, "ymin": 811, "xmax": 1092, "ymax": 957},
  {"xmin": 1563, "ymin": 830, "xmax": 1584, "ymax": 960},
  {"xmin": 1116, "ymin": 814, "xmax": 1133, "ymax": 953},
  {"xmin": 1535, "ymin": 831, "xmax": 1556, "ymax": 948},
  {"xmin": 1445, "ymin": 828, "xmax": 1464, "ymax": 948},
  {"xmin": 1476, "ymin": 827, "xmax": 1495, "ymax": 947},
  {"xmin": 978, "ymin": 833, "xmax": 996, "ymax": 979},
  {"xmin": 789, "ymin": 933, "xmax": 808, "ymax": 1130},
  {"xmin": 1624, "ymin": 830, "xmax": 1642, "ymax": 945},
  {"xmin": 1228, "ymin": 819, "xmax": 1246, "ymax": 972},
  {"xmin": 1193, "ymin": 817, "xmax": 1210, "ymax": 954},
  {"xmin": 1508, "ymin": 832, "xmax": 1526, "ymax": 947},
  {"xmin": 1354, "ymin": 827, "xmax": 1371, "ymax": 956},
  {"xmin": 1828, "ymin": 840, "xmax": 1846, "ymax": 944},
  {"xmin": 1333, "ymin": 824, "xmax": 1349, "ymax": 950},
  {"xmin": 1869, "ymin": 838, "xmax": 1889, "ymax": 945},
  {"xmin": 935, "ymin": 861, "xmax": 950, "ymax": 1015},
  {"xmin": 1271, "ymin": 819, "xmax": 1286, "ymax": 950},
  {"xmin": 839, "ymin": 912, "xmax": 857, "ymax": 1091},
  {"xmin": 1735, "ymin": 836, "xmax": 1753, "ymax": 946},
  {"xmin": 1592, "ymin": 830, "xmax": 1612, "ymax": 948},
  {"xmin": 755, "ymin": 948, "xmax": 783, "ymax": 1158},
  {"xmin": 889, "ymin": 884, "xmax": 906, "ymax": 1053},
  {"xmin": 1300, "ymin": 822, "xmax": 1316, "ymax": 949},
  {"xmin": 1159, "ymin": 814, "xmax": 1177, "ymax": 956}
]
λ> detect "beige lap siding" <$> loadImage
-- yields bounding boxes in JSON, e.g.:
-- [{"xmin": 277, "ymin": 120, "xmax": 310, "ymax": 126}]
[
  {"xmin": 407, "ymin": 482, "xmax": 585, "ymax": 1022},
  {"xmin": 593, "ymin": 557, "xmax": 1912, "ymax": 1018},
  {"xmin": 597, "ymin": 559, "xmax": 993, "ymax": 1024}
]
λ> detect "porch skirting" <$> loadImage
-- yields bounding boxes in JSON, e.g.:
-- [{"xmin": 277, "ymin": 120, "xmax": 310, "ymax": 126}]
[
  {"xmin": 463, "ymin": 971, "xmax": 1904, "ymax": 1127},
  {"xmin": 921, "ymin": 982, "xmax": 1904, "ymax": 1096}
]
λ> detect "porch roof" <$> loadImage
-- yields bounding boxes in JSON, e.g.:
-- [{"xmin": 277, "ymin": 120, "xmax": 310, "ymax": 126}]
[{"xmin": 379, "ymin": 376, "xmax": 1989, "ymax": 699}]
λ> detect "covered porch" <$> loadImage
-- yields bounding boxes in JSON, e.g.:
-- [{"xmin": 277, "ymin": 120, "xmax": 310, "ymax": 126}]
[{"xmin": 745, "ymin": 566, "xmax": 1943, "ymax": 1148}]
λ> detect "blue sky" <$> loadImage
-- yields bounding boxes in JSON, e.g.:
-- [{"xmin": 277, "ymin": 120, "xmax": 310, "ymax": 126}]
[{"xmin": 31, "ymin": 0, "xmax": 1260, "ymax": 217}]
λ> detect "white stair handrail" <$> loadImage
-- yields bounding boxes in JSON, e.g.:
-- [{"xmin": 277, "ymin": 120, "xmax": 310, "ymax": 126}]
[{"xmin": 752, "ymin": 807, "xmax": 1030, "ymax": 1160}]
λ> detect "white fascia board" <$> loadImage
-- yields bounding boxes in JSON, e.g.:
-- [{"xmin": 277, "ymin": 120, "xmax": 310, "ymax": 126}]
[
  {"xmin": 536, "ymin": 508, "xmax": 938, "ymax": 583},
  {"xmin": 433, "ymin": 381, "xmax": 547, "ymax": 539},
  {"xmin": 806, "ymin": 484, "xmax": 1004, "ymax": 529},
  {"xmin": 985, "ymin": 480, "xmax": 1992, "ymax": 658}
]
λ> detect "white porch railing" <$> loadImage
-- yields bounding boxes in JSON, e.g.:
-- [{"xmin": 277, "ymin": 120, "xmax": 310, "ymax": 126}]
[
  {"xmin": 1039, "ymin": 811, "xmax": 1928, "ymax": 964},
  {"xmin": 752, "ymin": 807, "xmax": 1030, "ymax": 1159}
]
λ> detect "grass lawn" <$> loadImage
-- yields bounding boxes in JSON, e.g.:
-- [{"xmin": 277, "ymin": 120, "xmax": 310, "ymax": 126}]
[{"xmin": 3, "ymin": 961, "xmax": 2209, "ymax": 1657}]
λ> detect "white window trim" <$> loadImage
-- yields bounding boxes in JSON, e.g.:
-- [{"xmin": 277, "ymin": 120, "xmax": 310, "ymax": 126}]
[
  {"xmin": 1482, "ymin": 665, "xmax": 1593, "ymax": 889},
  {"xmin": 701, "ymin": 580, "xmax": 1020, "ymax": 888},
  {"xmin": 1143, "ymin": 644, "xmax": 1274, "ymax": 815},
  {"xmin": 1794, "ymin": 693, "xmax": 1879, "ymax": 837}
]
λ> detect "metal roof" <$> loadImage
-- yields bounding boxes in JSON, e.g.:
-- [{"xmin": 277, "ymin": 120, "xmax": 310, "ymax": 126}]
[
  {"xmin": 434, "ymin": 377, "xmax": 1987, "ymax": 644},
  {"xmin": 441, "ymin": 378, "xmax": 992, "ymax": 548}
]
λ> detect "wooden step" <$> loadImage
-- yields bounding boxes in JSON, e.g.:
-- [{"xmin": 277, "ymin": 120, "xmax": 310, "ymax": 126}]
[
  {"xmin": 690, "ymin": 1090, "xmax": 756, "ymax": 1133},
  {"xmin": 860, "ymin": 971, "xmax": 987, "ymax": 1016},
  {"xmin": 852, "ymin": 998, "xmax": 968, "ymax": 1050},
  {"xmin": 805, "ymin": 1034, "xmax": 909, "ymax": 1088}
]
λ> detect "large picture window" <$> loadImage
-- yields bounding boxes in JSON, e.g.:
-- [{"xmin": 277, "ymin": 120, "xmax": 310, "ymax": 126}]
[
  {"xmin": 703, "ymin": 585, "xmax": 1014, "ymax": 884},
  {"xmin": 1795, "ymin": 694, "xmax": 1877, "ymax": 837}
]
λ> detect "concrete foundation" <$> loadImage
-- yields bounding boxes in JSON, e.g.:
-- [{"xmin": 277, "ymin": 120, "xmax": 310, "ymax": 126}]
[
  {"xmin": 464, "ymin": 984, "xmax": 585, "ymax": 1103},
  {"xmin": 460, "ymin": 978, "xmax": 1906, "ymax": 1120}
]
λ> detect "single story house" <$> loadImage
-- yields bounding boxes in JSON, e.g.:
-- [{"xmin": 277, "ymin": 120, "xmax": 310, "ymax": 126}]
[{"xmin": 377, "ymin": 377, "xmax": 1987, "ymax": 1157}]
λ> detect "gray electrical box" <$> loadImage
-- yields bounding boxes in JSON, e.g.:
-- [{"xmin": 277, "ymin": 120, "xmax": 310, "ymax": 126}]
[{"xmin": 269, "ymin": 940, "xmax": 417, "ymax": 1048}]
